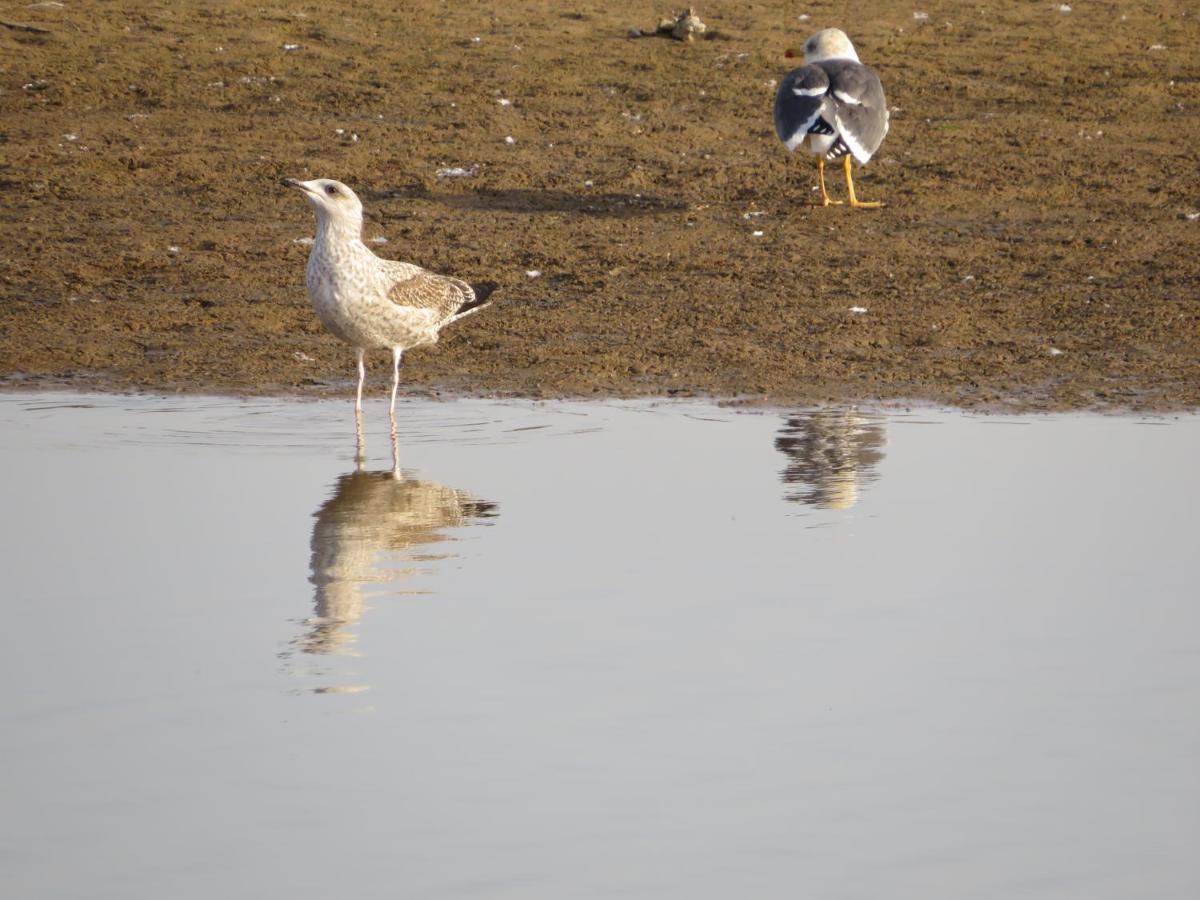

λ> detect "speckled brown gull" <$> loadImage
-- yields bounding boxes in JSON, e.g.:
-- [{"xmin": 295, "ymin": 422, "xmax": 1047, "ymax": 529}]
[
  {"xmin": 283, "ymin": 177, "xmax": 497, "ymax": 423},
  {"xmin": 774, "ymin": 28, "xmax": 889, "ymax": 208}
]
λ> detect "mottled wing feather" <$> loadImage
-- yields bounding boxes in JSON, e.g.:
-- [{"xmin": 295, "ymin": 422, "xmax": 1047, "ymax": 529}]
[
  {"xmin": 820, "ymin": 59, "xmax": 889, "ymax": 163},
  {"xmin": 774, "ymin": 65, "xmax": 831, "ymax": 151},
  {"xmin": 383, "ymin": 265, "xmax": 474, "ymax": 325}
]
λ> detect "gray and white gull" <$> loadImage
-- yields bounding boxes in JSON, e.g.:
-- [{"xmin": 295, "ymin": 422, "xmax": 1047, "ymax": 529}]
[
  {"xmin": 284, "ymin": 177, "xmax": 497, "ymax": 418},
  {"xmin": 774, "ymin": 28, "xmax": 889, "ymax": 208}
]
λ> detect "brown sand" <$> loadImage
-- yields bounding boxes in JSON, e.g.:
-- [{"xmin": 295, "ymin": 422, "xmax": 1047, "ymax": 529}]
[{"xmin": 2, "ymin": 1, "xmax": 1198, "ymax": 409}]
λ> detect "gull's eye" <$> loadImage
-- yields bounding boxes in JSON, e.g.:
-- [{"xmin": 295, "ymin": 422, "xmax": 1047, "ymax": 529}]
[{"xmin": 324, "ymin": 184, "xmax": 338, "ymax": 196}]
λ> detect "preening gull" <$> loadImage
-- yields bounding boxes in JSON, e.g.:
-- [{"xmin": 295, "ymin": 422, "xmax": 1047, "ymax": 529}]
[
  {"xmin": 774, "ymin": 28, "xmax": 889, "ymax": 208},
  {"xmin": 283, "ymin": 178, "xmax": 497, "ymax": 423}
]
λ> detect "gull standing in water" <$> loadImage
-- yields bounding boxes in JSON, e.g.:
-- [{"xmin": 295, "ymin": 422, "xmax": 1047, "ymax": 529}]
[
  {"xmin": 774, "ymin": 28, "xmax": 889, "ymax": 208},
  {"xmin": 283, "ymin": 177, "xmax": 497, "ymax": 454}
]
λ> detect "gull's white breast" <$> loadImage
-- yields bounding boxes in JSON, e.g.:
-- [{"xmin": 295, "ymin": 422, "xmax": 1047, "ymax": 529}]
[{"xmin": 305, "ymin": 243, "xmax": 435, "ymax": 350}]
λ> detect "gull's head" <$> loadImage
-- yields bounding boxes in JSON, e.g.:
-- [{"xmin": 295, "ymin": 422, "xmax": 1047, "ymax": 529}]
[
  {"xmin": 283, "ymin": 177, "xmax": 363, "ymax": 232},
  {"xmin": 787, "ymin": 28, "xmax": 860, "ymax": 64}
]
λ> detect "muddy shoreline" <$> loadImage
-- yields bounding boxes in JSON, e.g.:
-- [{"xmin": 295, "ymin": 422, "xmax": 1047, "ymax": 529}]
[{"xmin": 2, "ymin": 1, "xmax": 1198, "ymax": 410}]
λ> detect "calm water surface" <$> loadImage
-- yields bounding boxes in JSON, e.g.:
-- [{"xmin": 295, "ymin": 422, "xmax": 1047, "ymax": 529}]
[{"xmin": 1, "ymin": 393, "xmax": 1197, "ymax": 899}]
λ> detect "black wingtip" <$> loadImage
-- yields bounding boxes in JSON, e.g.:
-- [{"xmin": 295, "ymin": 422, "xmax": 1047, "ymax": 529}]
[
  {"xmin": 453, "ymin": 281, "xmax": 499, "ymax": 318},
  {"xmin": 471, "ymin": 281, "xmax": 500, "ymax": 304}
]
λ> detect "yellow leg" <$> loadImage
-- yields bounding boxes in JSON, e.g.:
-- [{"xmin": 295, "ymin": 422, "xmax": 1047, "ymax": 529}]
[
  {"xmin": 815, "ymin": 156, "xmax": 842, "ymax": 207},
  {"xmin": 844, "ymin": 155, "xmax": 883, "ymax": 209}
]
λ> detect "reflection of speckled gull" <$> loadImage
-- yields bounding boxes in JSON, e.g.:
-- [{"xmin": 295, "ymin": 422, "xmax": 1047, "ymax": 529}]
[
  {"xmin": 775, "ymin": 409, "xmax": 886, "ymax": 509},
  {"xmin": 283, "ymin": 177, "xmax": 498, "ymax": 419},
  {"xmin": 774, "ymin": 28, "xmax": 889, "ymax": 208},
  {"xmin": 300, "ymin": 470, "xmax": 497, "ymax": 658}
]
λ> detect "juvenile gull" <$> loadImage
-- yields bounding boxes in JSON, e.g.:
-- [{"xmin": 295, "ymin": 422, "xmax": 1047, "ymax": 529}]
[
  {"xmin": 283, "ymin": 177, "xmax": 497, "ymax": 420},
  {"xmin": 774, "ymin": 28, "xmax": 889, "ymax": 208}
]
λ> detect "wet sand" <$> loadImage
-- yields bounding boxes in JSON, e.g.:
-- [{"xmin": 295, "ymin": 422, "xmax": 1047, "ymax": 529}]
[{"xmin": 2, "ymin": 1, "xmax": 1198, "ymax": 409}]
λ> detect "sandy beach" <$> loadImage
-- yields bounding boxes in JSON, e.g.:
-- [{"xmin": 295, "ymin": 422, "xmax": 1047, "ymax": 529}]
[{"xmin": 2, "ymin": 0, "xmax": 1198, "ymax": 409}]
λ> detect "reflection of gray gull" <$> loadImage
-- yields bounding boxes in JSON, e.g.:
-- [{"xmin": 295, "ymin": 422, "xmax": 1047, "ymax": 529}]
[
  {"xmin": 302, "ymin": 470, "xmax": 497, "ymax": 655},
  {"xmin": 775, "ymin": 409, "xmax": 886, "ymax": 509}
]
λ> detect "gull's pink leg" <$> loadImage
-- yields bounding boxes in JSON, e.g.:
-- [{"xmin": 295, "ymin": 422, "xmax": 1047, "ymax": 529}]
[
  {"xmin": 389, "ymin": 347, "xmax": 402, "ymax": 420},
  {"xmin": 354, "ymin": 347, "xmax": 366, "ymax": 414}
]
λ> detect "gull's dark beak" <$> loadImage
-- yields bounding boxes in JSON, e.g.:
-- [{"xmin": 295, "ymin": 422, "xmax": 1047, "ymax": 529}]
[{"xmin": 283, "ymin": 177, "xmax": 320, "ymax": 201}]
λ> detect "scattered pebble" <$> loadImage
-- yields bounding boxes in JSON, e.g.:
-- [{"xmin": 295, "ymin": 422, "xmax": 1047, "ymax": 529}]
[
  {"xmin": 752, "ymin": 230, "xmax": 764, "ymax": 237},
  {"xmin": 471, "ymin": 36, "xmax": 482, "ymax": 44},
  {"xmin": 849, "ymin": 307, "xmax": 868, "ymax": 315},
  {"xmin": 504, "ymin": 135, "xmax": 515, "ymax": 144},
  {"xmin": 292, "ymin": 351, "xmax": 314, "ymax": 362},
  {"xmin": 23, "ymin": 80, "xmax": 49, "ymax": 91},
  {"xmin": 798, "ymin": 14, "xmax": 810, "ymax": 21},
  {"xmin": 1056, "ymin": 4, "xmax": 1071, "ymax": 14},
  {"xmin": 1185, "ymin": 212, "xmax": 1200, "ymax": 221},
  {"xmin": 526, "ymin": 270, "xmax": 542, "ymax": 278},
  {"xmin": 742, "ymin": 211, "xmax": 765, "ymax": 219},
  {"xmin": 497, "ymin": 98, "xmax": 512, "ymax": 107},
  {"xmin": 282, "ymin": 43, "xmax": 300, "ymax": 51},
  {"xmin": 1148, "ymin": 44, "xmax": 1166, "ymax": 51},
  {"xmin": 370, "ymin": 235, "xmax": 388, "ymax": 245},
  {"xmin": 293, "ymin": 236, "xmax": 314, "ymax": 246},
  {"xmin": 1048, "ymin": 347, "xmax": 1064, "ymax": 356},
  {"xmin": 962, "ymin": 274, "xmax": 975, "ymax": 283},
  {"xmin": 63, "ymin": 133, "xmax": 78, "ymax": 141},
  {"xmin": 435, "ymin": 166, "xmax": 476, "ymax": 178},
  {"xmin": 913, "ymin": 11, "xmax": 930, "ymax": 21},
  {"xmin": 167, "ymin": 245, "xmax": 181, "ymax": 254},
  {"xmin": 584, "ymin": 180, "xmax": 594, "ymax": 187}
]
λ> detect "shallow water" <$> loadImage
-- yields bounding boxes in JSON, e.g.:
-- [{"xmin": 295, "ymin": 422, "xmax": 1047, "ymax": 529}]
[{"xmin": 1, "ymin": 393, "xmax": 1198, "ymax": 899}]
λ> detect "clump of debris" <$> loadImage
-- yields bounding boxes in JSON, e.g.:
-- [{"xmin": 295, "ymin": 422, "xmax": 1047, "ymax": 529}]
[
  {"xmin": 660, "ymin": 8, "xmax": 707, "ymax": 40},
  {"xmin": 629, "ymin": 8, "xmax": 709, "ymax": 42}
]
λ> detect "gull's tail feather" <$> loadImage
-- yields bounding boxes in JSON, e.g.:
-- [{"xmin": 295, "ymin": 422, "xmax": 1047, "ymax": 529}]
[{"xmin": 450, "ymin": 281, "xmax": 499, "ymax": 323}]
